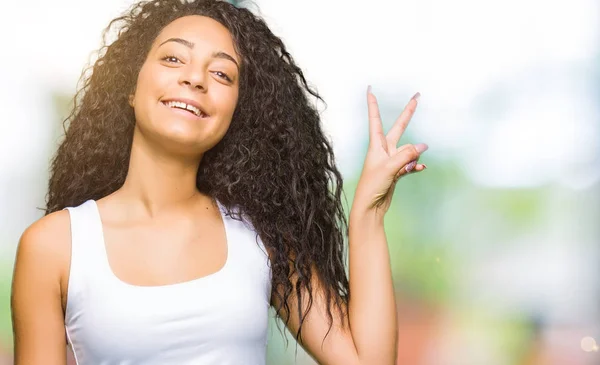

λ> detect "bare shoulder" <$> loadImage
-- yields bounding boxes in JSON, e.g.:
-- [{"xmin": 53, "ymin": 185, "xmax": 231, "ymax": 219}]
[
  {"xmin": 16, "ymin": 209, "xmax": 72, "ymax": 282},
  {"xmin": 12, "ymin": 209, "xmax": 72, "ymax": 362},
  {"xmin": 19, "ymin": 209, "xmax": 71, "ymax": 254}
]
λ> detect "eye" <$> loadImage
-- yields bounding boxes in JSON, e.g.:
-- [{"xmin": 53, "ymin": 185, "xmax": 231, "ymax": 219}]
[
  {"xmin": 213, "ymin": 71, "xmax": 232, "ymax": 82},
  {"xmin": 161, "ymin": 55, "xmax": 181, "ymax": 63}
]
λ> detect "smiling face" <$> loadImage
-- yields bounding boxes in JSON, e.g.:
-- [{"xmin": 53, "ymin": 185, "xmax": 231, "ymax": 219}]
[{"xmin": 130, "ymin": 15, "xmax": 241, "ymax": 156}]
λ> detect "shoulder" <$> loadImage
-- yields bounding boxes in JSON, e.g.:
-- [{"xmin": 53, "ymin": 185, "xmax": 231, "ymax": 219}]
[
  {"xmin": 16, "ymin": 209, "xmax": 72, "ymax": 283},
  {"xmin": 20, "ymin": 210, "xmax": 71, "ymax": 254},
  {"xmin": 11, "ymin": 211, "xmax": 72, "ymax": 360}
]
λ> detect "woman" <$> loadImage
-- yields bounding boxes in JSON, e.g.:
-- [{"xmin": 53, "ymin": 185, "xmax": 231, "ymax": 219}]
[{"xmin": 11, "ymin": 0, "xmax": 428, "ymax": 364}]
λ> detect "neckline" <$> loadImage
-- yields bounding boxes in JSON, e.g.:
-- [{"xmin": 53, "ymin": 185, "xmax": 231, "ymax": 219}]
[{"xmin": 88, "ymin": 198, "xmax": 231, "ymax": 290}]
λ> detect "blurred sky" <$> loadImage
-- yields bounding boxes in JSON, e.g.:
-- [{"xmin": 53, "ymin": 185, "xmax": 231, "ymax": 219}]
[{"xmin": 1, "ymin": 0, "xmax": 598, "ymax": 188}]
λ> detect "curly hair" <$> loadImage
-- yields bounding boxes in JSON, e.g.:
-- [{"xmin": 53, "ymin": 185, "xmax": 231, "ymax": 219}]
[{"xmin": 46, "ymin": 0, "xmax": 349, "ymax": 343}]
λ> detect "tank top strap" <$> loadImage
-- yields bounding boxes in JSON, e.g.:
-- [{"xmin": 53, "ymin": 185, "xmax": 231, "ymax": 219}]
[
  {"xmin": 214, "ymin": 200, "xmax": 271, "ymax": 295},
  {"xmin": 64, "ymin": 200, "xmax": 109, "ymax": 309},
  {"xmin": 214, "ymin": 199, "xmax": 248, "ymax": 256}
]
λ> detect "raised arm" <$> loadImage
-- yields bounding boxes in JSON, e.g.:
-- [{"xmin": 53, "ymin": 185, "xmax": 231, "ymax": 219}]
[
  {"xmin": 11, "ymin": 211, "xmax": 72, "ymax": 364},
  {"xmin": 274, "ymin": 89, "xmax": 428, "ymax": 365}
]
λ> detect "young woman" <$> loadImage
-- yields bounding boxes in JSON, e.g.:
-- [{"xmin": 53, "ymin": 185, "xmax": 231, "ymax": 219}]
[{"xmin": 11, "ymin": 0, "xmax": 428, "ymax": 364}]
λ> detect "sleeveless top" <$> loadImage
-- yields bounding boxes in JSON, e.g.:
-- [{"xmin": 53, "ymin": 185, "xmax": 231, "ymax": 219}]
[{"xmin": 63, "ymin": 200, "xmax": 272, "ymax": 365}]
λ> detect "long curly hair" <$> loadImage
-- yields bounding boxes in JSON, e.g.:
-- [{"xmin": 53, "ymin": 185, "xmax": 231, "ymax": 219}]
[{"xmin": 46, "ymin": 0, "xmax": 349, "ymax": 343}]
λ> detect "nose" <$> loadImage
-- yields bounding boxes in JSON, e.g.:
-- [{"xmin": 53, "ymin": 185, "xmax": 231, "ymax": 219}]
[{"xmin": 179, "ymin": 65, "xmax": 206, "ymax": 91}]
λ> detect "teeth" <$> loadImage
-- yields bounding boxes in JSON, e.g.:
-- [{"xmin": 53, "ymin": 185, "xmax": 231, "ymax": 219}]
[{"xmin": 164, "ymin": 101, "xmax": 204, "ymax": 117}]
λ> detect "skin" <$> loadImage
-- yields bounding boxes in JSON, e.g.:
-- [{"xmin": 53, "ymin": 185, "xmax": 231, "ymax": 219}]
[{"xmin": 11, "ymin": 15, "xmax": 427, "ymax": 365}]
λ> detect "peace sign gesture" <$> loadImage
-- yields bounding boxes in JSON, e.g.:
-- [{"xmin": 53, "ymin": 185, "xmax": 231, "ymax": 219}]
[{"xmin": 352, "ymin": 87, "xmax": 428, "ymax": 216}]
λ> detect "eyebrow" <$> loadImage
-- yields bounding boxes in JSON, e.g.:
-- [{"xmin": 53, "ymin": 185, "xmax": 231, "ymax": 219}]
[{"xmin": 158, "ymin": 37, "xmax": 240, "ymax": 70}]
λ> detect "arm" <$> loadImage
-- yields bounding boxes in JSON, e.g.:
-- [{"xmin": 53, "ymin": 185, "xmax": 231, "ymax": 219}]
[
  {"xmin": 346, "ymin": 207, "xmax": 397, "ymax": 364},
  {"xmin": 11, "ymin": 211, "xmax": 71, "ymax": 364},
  {"xmin": 274, "ymin": 89, "xmax": 428, "ymax": 364},
  {"xmin": 272, "ymin": 211, "xmax": 400, "ymax": 365}
]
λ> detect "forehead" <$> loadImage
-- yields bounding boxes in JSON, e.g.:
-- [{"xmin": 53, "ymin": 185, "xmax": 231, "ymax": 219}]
[{"xmin": 153, "ymin": 15, "xmax": 239, "ymax": 59}]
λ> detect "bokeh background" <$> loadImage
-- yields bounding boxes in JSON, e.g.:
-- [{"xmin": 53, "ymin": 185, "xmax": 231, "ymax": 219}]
[{"xmin": 1, "ymin": 0, "xmax": 598, "ymax": 364}]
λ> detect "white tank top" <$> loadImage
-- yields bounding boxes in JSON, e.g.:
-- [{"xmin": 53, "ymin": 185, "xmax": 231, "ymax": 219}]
[{"xmin": 64, "ymin": 199, "xmax": 272, "ymax": 365}]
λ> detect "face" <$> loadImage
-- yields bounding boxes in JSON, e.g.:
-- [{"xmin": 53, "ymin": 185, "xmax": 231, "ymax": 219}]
[{"xmin": 130, "ymin": 15, "xmax": 240, "ymax": 156}]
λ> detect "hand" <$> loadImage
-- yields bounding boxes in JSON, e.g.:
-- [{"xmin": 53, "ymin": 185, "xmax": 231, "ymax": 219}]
[{"xmin": 353, "ymin": 87, "xmax": 428, "ymax": 216}]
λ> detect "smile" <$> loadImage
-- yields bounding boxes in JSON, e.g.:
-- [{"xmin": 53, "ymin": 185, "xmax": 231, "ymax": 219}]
[{"xmin": 161, "ymin": 100, "xmax": 209, "ymax": 118}]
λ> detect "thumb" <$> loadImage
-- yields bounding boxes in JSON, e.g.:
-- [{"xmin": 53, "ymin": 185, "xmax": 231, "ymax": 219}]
[{"xmin": 390, "ymin": 143, "xmax": 428, "ymax": 174}]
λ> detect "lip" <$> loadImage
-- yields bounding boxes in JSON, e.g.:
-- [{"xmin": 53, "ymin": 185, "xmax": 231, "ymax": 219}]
[{"xmin": 161, "ymin": 97, "xmax": 210, "ymax": 118}]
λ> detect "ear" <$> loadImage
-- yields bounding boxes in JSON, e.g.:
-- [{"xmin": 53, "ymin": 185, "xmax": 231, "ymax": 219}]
[{"xmin": 128, "ymin": 94, "xmax": 135, "ymax": 108}]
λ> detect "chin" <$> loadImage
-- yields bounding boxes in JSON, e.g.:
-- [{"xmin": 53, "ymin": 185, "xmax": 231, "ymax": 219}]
[
  {"xmin": 135, "ymin": 112, "xmax": 227, "ymax": 155},
  {"xmin": 163, "ymin": 132, "xmax": 208, "ymax": 153},
  {"xmin": 161, "ymin": 125, "xmax": 225, "ymax": 155}
]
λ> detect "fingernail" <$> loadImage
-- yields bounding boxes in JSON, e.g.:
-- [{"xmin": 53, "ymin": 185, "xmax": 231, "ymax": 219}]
[
  {"xmin": 367, "ymin": 85, "xmax": 372, "ymax": 95},
  {"xmin": 422, "ymin": 164, "xmax": 428, "ymax": 169},
  {"xmin": 415, "ymin": 143, "xmax": 429, "ymax": 153},
  {"xmin": 405, "ymin": 160, "xmax": 417, "ymax": 172},
  {"xmin": 412, "ymin": 92, "xmax": 421, "ymax": 102}
]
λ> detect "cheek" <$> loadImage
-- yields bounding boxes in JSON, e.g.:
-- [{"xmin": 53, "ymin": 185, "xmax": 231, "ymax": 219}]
[
  {"xmin": 133, "ymin": 63, "xmax": 169, "ymax": 107},
  {"xmin": 132, "ymin": 67, "xmax": 151, "ymax": 111},
  {"xmin": 209, "ymin": 90, "xmax": 237, "ymax": 141},
  {"xmin": 216, "ymin": 88, "xmax": 239, "ymax": 120}
]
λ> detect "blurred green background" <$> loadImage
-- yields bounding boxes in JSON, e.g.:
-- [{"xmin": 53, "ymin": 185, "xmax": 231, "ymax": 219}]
[{"xmin": 1, "ymin": 0, "xmax": 598, "ymax": 364}]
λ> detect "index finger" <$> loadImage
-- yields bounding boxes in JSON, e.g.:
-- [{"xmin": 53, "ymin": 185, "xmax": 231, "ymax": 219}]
[
  {"xmin": 367, "ymin": 86, "xmax": 385, "ymax": 144},
  {"xmin": 386, "ymin": 92, "xmax": 420, "ymax": 146}
]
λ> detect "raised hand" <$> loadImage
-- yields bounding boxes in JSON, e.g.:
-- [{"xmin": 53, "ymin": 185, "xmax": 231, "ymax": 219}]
[{"xmin": 353, "ymin": 86, "xmax": 428, "ymax": 216}]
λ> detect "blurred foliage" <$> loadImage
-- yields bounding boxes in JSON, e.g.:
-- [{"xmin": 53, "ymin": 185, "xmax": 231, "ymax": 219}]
[
  {"xmin": 0, "ymin": 262, "xmax": 13, "ymax": 346},
  {"xmin": 342, "ymin": 140, "xmax": 464, "ymax": 305}
]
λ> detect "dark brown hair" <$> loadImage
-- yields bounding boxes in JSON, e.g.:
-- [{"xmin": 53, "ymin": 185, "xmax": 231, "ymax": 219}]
[{"xmin": 46, "ymin": 0, "xmax": 349, "ymax": 343}]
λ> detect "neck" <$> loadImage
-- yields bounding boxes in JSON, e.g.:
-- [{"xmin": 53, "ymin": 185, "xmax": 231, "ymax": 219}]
[{"xmin": 117, "ymin": 130, "xmax": 207, "ymax": 218}]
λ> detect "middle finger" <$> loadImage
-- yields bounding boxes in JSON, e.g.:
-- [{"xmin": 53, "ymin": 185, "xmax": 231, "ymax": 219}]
[{"xmin": 386, "ymin": 92, "xmax": 420, "ymax": 147}]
